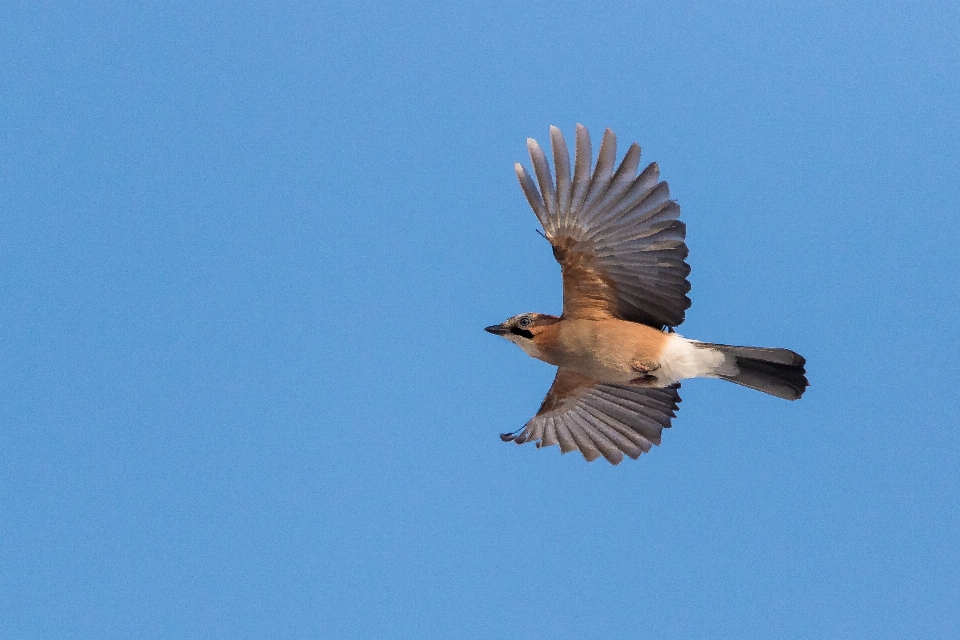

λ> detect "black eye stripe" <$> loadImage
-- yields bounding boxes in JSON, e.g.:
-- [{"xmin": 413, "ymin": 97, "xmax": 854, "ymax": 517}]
[{"xmin": 510, "ymin": 327, "xmax": 534, "ymax": 339}]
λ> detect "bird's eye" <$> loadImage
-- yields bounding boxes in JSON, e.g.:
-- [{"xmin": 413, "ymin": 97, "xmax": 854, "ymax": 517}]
[{"xmin": 517, "ymin": 316, "xmax": 532, "ymax": 329}]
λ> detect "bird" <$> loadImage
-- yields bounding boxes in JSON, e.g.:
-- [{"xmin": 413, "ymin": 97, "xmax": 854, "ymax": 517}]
[{"xmin": 485, "ymin": 124, "xmax": 808, "ymax": 465}]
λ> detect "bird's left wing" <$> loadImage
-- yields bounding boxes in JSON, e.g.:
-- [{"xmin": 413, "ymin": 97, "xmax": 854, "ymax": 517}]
[
  {"xmin": 515, "ymin": 125, "xmax": 691, "ymax": 328},
  {"xmin": 502, "ymin": 367, "xmax": 681, "ymax": 465}
]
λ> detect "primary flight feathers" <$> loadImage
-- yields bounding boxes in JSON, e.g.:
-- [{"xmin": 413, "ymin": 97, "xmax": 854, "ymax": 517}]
[
  {"xmin": 504, "ymin": 368, "xmax": 682, "ymax": 466},
  {"xmin": 514, "ymin": 125, "xmax": 691, "ymax": 328}
]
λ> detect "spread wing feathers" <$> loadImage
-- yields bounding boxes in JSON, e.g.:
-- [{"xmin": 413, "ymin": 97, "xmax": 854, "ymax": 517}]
[
  {"xmin": 515, "ymin": 124, "xmax": 692, "ymax": 328},
  {"xmin": 501, "ymin": 367, "xmax": 681, "ymax": 465}
]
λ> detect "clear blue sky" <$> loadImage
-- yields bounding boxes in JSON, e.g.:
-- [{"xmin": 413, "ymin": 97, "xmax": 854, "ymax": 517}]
[{"xmin": 2, "ymin": 2, "xmax": 959, "ymax": 638}]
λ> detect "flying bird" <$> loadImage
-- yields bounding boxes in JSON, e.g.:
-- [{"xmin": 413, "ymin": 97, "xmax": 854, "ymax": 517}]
[{"xmin": 485, "ymin": 125, "xmax": 807, "ymax": 465}]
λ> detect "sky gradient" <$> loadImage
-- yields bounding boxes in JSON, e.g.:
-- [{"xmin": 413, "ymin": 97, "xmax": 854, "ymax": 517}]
[{"xmin": 2, "ymin": 2, "xmax": 959, "ymax": 638}]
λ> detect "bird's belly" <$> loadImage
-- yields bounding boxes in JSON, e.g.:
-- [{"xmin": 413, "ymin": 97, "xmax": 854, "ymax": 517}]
[
  {"xmin": 559, "ymin": 355, "xmax": 639, "ymax": 385},
  {"xmin": 550, "ymin": 320, "xmax": 665, "ymax": 385}
]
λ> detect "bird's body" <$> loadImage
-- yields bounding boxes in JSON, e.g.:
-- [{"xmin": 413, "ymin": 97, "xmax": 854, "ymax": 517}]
[
  {"xmin": 508, "ymin": 315, "xmax": 731, "ymax": 387},
  {"xmin": 485, "ymin": 124, "xmax": 808, "ymax": 464}
]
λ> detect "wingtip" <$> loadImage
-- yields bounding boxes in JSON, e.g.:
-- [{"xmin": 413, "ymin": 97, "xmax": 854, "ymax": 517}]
[
  {"xmin": 599, "ymin": 128, "xmax": 617, "ymax": 157},
  {"xmin": 549, "ymin": 126, "xmax": 569, "ymax": 157},
  {"xmin": 526, "ymin": 138, "xmax": 548, "ymax": 167},
  {"xmin": 514, "ymin": 162, "xmax": 529, "ymax": 182}
]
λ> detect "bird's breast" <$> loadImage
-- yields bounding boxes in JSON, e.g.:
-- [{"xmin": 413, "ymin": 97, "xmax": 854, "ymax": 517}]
[{"xmin": 536, "ymin": 318, "xmax": 669, "ymax": 384}]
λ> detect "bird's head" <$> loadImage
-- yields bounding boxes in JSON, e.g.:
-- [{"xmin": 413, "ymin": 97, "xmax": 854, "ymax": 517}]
[{"xmin": 484, "ymin": 313, "xmax": 558, "ymax": 359}]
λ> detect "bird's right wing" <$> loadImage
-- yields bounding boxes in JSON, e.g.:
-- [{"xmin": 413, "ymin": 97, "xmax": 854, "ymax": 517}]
[
  {"xmin": 515, "ymin": 125, "xmax": 691, "ymax": 328},
  {"xmin": 502, "ymin": 367, "xmax": 681, "ymax": 465}
]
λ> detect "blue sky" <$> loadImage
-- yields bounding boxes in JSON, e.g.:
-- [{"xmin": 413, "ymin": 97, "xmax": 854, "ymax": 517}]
[{"xmin": 2, "ymin": 2, "xmax": 959, "ymax": 638}]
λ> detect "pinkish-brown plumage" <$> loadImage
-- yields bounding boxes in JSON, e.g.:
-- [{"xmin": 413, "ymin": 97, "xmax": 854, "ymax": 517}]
[{"xmin": 486, "ymin": 125, "xmax": 808, "ymax": 465}]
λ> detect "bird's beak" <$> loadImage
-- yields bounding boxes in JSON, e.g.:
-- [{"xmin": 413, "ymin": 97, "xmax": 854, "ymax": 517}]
[{"xmin": 484, "ymin": 323, "xmax": 508, "ymax": 336}]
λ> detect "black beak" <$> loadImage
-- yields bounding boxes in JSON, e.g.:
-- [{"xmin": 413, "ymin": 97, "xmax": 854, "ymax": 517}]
[{"xmin": 484, "ymin": 324, "xmax": 508, "ymax": 336}]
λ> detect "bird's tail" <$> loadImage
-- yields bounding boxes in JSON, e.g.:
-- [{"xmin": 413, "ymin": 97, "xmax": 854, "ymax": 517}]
[{"xmin": 697, "ymin": 343, "xmax": 808, "ymax": 400}]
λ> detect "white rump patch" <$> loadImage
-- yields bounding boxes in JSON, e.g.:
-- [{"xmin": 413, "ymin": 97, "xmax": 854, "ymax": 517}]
[{"xmin": 658, "ymin": 334, "xmax": 738, "ymax": 385}]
